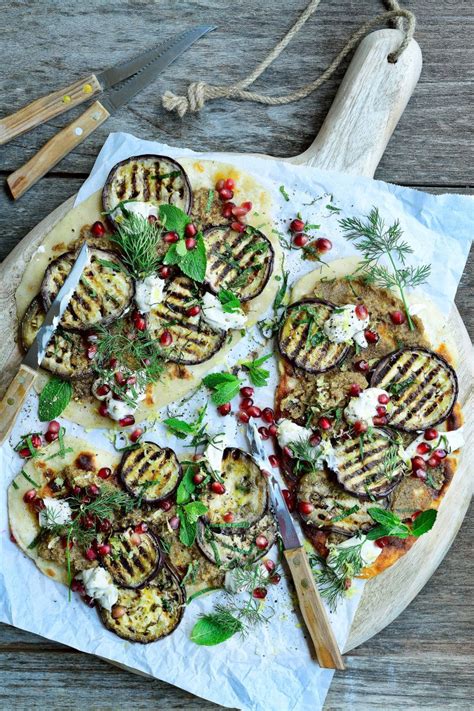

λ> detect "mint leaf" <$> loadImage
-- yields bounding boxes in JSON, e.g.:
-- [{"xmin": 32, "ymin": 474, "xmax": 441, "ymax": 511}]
[
  {"xmin": 184, "ymin": 500, "xmax": 208, "ymax": 523},
  {"xmin": 163, "ymin": 233, "xmax": 207, "ymax": 283},
  {"xmin": 411, "ymin": 509, "xmax": 437, "ymax": 537},
  {"xmin": 218, "ymin": 289, "xmax": 242, "ymax": 314},
  {"xmin": 176, "ymin": 239, "xmax": 188, "ymax": 257},
  {"xmin": 203, "ymin": 372, "xmax": 239, "ymax": 388},
  {"xmin": 163, "ymin": 417, "xmax": 194, "ymax": 439},
  {"xmin": 242, "ymin": 353, "xmax": 272, "ymax": 387},
  {"xmin": 159, "ymin": 204, "xmax": 190, "ymax": 236},
  {"xmin": 190, "ymin": 612, "xmax": 243, "ymax": 646},
  {"xmin": 176, "ymin": 465, "xmax": 196, "ymax": 505},
  {"xmin": 366, "ymin": 507, "xmax": 411, "ymax": 540},
  {"xmin": 38, "ymin": 377, "xmax": 72, "ymax": 421},
  {"xmin": 178, "ymin": 509, "xmax": 197, "ymax": 546}
]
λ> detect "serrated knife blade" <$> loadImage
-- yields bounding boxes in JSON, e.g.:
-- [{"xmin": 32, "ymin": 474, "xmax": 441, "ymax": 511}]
[{"xmin": 23, "ymin": 242, "xmax": 89, "ymax": 369}]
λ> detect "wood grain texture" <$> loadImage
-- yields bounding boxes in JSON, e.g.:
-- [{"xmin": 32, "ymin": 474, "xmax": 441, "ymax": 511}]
[
  {"xmin": 0, "ymin": 1, "xmax": 472, "ymax": 709},
  {"xmin": 0, "ymin": 364, "xmax": 37, "ymax": 445}
]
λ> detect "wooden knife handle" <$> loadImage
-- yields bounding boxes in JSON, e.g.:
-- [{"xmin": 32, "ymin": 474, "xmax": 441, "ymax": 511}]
[
  {"xmin": 285, "ymin": 546, "xmax": 345, "ymax": 670},
  {"xmin": 0, "ymin": 364, "xmax": 37, "ymax": 445},
  {"xmin": 7, "ymin": 100, "xmax": 111, "ymax": 199},
  {"xmin": 0, "ymin": 74, "xmax": 102, "ymax": 146}
]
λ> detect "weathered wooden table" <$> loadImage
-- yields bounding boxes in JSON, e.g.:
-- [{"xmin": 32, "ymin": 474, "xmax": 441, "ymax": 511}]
[{"xmin": 0, "ymin": 1, "xmax": 472, "ymax": 709}]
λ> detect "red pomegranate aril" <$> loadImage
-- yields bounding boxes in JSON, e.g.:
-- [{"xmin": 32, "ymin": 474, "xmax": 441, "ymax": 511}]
[
  {"xmin": 270, "ymin": 573, "xmax": 281, "ymax": 585},
  {"xmin": 282, "ymin": 488, "xmax": 295, "ymax": 512},
  {"xmin": 45, "ymin": 431, "xmax": 59, "ymax": 443},
  {"xmin": 88, "ymin": 484, "xmax": 100, "ymax": 497},
  {"xmin": 268, "ymin": 423, "xmax": 278, "ymax": 437},
  {"xmin": 221, "ymin": 202, "xmax": 235, "ymax": 218},
  {"xmin": 223, "ymin": 512, "xmax": 234, "ymax": 523},
  {"xmin": 253, "ymin": 587, "xmax": 267, "ymax": 600},
  {"xmin": 134, "ymin": 316, "xmax": 146, "ymax": 331},
  {"xmin": 215, "ymin": 179, "xmax": 226, "ymax": 191},
  {"xmin": 378, "ymin": 393, "xmax": 390, "ymax": 404},
  {"xmin": 269, "ymin": 454, "xmax": 280, "ymax": 468},
  {"xmin": 424, "ymin": 428, "xmax": 438, "ymax": 441},
  {"xmin": 91, "ymin": 220, "xmax": 105, "ymax": 237},
  {"xmin": 96, "ymin": 383, "xmax": 110, "ymax": 397},
  {"xmin": 86, "ymin": 344, "xmax": 98, "ymax": 359},
  {"xmin": 315, "ymin": 237, "xmax": 332, "ymax": 253},
  {"xmin": 247, "ymin": 405, "xmax": 261, "ymax": 419},
  {"xmin": 309, "ymin": 432, "xmax": 322, "ymax": 447},
  {"xmin": 114, "ymin": 371, "xmax": 126, "ymax": 386},
  {"xmin": 390, "ymin": 310, "xmax": 406, "ymax": 325},
  {"xmin": 30, "ymin": 434, "xmax": 42, "ymax": 449},
  {"xmin": 434, "ymin": 448, "xmax": 447, "ymax": 459},
  {"xmin": 119, "ymin": 415, "xmax": 135, "ymax": 427},
  {"xmin": 298, "ymin": 501, "xmax": 314, "ymax": 515},
  {"xmin": 160, "ymin": 330, "xmax": 173, "ymax": 347},
  {"xmin": 73, "ymin": 485, "xmax": 82, "ymax": 496},
  {"xmin": 355, "ymin": 304, "xmax": 369, "ymax": 320},
  {"xmin": 290, "ymin": 218, "xmax": 305, "ymax": 233},
  {"xmin": 411, "ymin": 456, "xmax": 426, "ymax": 472},
  {"xmin": 185, "ymin": 223, "xmax": 197, "ymax": 238},
  {"xmin": 135, "ymin": 522, "xmax": 148, "ymax": 534},
  {"xmin": 375, "ymin": 536, "xmax": 391, "ymax": 549},
  {"xmin": 219, "ymin": 187, "xmax": 234, "ymax": 201},
  {"xmin": 411, "ymin": 510, "xmax": 423, "ymax": 521},
  {"xmin": 130, "ymin": 428, "xmax": 143, "ymax": 443},
  {"xmin": 168, "ymin": 516, "xmax": 179, "ymax": 530},
  {"xmin": 232, "ymin": 205, "xmax": 248, "ymax": 218},
  {"xmin": 211, "ymin": 481, "xmax": 225, "ymax": 495},
  {"xmin": 353, "ymin": 420, "xmax": 368, "ymax": 435},
  {"xmin": 82, "ymin": 513, "xmax": 95, "ymax": 529},
  {"xmin": 163, "ymin": 231, "xmax": 179, "ymax": 243},
  {"xmin": 373, "ymin": 415, "xmax": 387, "ymax": 427},
  {"xmin": 48, "ymin": 420, "xmax": 61, "ymax": 434},
  {"xmin": 33, "ymin": 498, "xmax": 45, "ymax": 512},
  {"xmin": 148, "ymin": 215, "xmax": 157, "ymax": 224},
  {"xmin": 159, "ymin": 265, "xmax": 171, "ymax": 279},
  {"xmin": 293, "ymin": 233, "xmax": 309, "ymax": 248},
  {"xmin": 99, "ymin": 518, "xmax": 112, "ymax": 533},
  {"xmin": 255, "ymin": 535, "xmax": 268, "ymax": 550},
  {"xmin": 23, "ymin": 489, "xmax": 37, "ymax": 503},
  {"xmin": 231, "ymin": 221, "xmax": 245, "ymax": 233},
  {"xmin": 108, "ymin": 357, "xmax": 118, "ymax": 369},
  {"xmin": 126, "ymin": 375, "xmax": 137, "ymax": 386},
  {"xmin": 241, "ymin": 201, "xmax": 252, "ymax": 212},
  {"xmin": 240, "ymin": 386, "xmax": 254, "ymax": 398},
  {"xmin": 349, "ymin": 383, "xmax": 362, "ymax": 397},
  {"xmin": 376, "ymin": 405, "xmax": 387, "ymax": 416},
  {"xmin": 112, "ymin": 605, "xmax": 127, "ymax": 619},
  {"xmin": 159, "ymin": 500, "xmax": 172, "ymax": 512},
  {"xmin": 282, "ymin": 445, "xmax": 293, "ymax": 459},
  {"xmin": 187, "ymin": 304, "xmax": 201, "ymax": 317},
  {"xmin": 97, "ymin": 544, "xmax": 111, "ymax": 556},
  {"xmin": 217, "ymin": 402, "xmax": 232, "ymax": 416},
  {"xmin": 130, "ymin": 532, "xmax": 142, "ymax": 546},
  {"xmin": 85, "ymin": 548, "xmax": 97, "ymax": 561},
  {"xmin": 259, "ymin": 407, "xmax": 274, "ymax": 424},
  {"xmin": 193, "ymin": 473, "xmax": 205, "ymax": 485},
  {"xmin": 427, "ymin": 455, "xmax": 440, "ymax": 468},
  {"xmin": 354, "ymin": 359, "xmax": 369, "ymax": 373},
  {"xmin": 98, "ymin": 403, "xmax": 109, "ymax": 418},
  {"xmin": 258, "ymin": 426, "xmax": 270, "ymax": 440},
  {"xmin": 71, "ymin": 579, "xmax": 85, "ymax": 594},
  {"xmin": 264, "ymin": 559, "xmax": 276, "ymax": 573},
  {"xmin": 18, "ymin": 447, "xmax": 31, "ymax": 459},
  {"xmin": 318, "ymin": 417, "xmax": 332, "ymax": 430},
  {"xmin": 364, "ymin": 329, "xmax": 379, "ymax": 344},
  {"xmin": 224, "ymin": 178, "xmax": 235, "ymax": 190},
  {"xmin": 414, "ymin": 470, "xmax": 426, "ymax": 481},
  {"xmin": 238, "ymin": 410, "xmax": 250, "ymax": 424},
  {"xmin": 185, "ymin": 237, "xmax": 197, "ymax": 250},
  {"xmin": 416, "ymin": 442, "xmax": 431, "ymax": 455}
]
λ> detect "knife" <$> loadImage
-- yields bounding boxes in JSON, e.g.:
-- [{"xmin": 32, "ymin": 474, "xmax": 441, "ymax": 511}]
[
  {"xmin": 247, "ymin": 420, "xmax": 345, "ymax": 670},
  {"xmin": 7, "ymin": 26, "xmax": 215, "ymax": 199},
  {"xmin": 0, "ymin": 242, "xmax": 89, "ymax": 445}
]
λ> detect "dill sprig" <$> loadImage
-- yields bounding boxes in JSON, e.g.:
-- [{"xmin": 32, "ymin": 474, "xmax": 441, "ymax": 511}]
[
  {"xmin": 288, "ymin": 437, "xmax": 321, "ymax": 475},
  {"xmin": 339, "ymin": 207, "xmax": 431, "ymax": 331},
  {"xmin": 110, "ymin": 212, "xmax": 163, "ymax": 279},
  {"xmin": 309, "ymin": 542, "xmax": 365, "ymax": 612}
]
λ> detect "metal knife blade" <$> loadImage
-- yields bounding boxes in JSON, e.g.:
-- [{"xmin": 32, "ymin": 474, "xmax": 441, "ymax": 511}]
[
  {"xmin": 247, "ymin": 420, "xmax": 301, "ymax": 550},
  {"xmin": 100, "ymin": 25, "xmax": 215, "ymax": 114},
  {"xmin": 22, "ymin": 243, "xmax": 89, "ymax": 370}
]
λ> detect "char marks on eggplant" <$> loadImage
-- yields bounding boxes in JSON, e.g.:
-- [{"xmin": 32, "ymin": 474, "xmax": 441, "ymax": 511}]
[
  {"xmin": 278, "ymin": 299, "xmax": 350, "ymax": 374},
  {"xmin": 371, "ymin": 347, "xmax": 458, "ymax": 431},
  {"xmin": 119, "ymin": 442, "xmax": 182, "ymax": 503},
  {"xmin": 102, "ymin": 527, "xmax": 162, "ymax": 589},
  {"xmin": 196, "ymin": 513, "xmax": 277, "ymax": 569}
]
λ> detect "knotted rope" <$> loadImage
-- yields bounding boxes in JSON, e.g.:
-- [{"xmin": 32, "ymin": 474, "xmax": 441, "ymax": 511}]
[{"xmin": 162, "ymin": 0, "xmax": 415, "ymax": 118}]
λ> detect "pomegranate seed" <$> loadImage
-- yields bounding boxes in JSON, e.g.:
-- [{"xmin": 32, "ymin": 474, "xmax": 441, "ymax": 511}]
[
  {"xmin": 30, "ymin": 434, "xmax": 42, "ymax": 449},
  {"xmin": 185, "ymin": 223, "xmax": 197, "ymax": 238},
  {"xmin": 315, "ymin": 237, "xmax": 332, "ymax": 253},
  {"xmin": 253, "ymin": 587, "xmax": 267, "ymax": 600},
  {"xmin": 240, "ymin": 386, "xmax": 254, "ymax": 398},
  {"xmin": 96, "ymin": 383, "xmax": 110, "ymax": 397},
  {"xmin": 126, "ymin": 375, "xmax": 136, "ymax": 386},
  {"xmin": 424, "ymin": 428, "xmax": 438, "ymax": 441},
  {"xmin": 219, "ymin": 188, "xmax": 234, "ymax": 201},
  {"xmin": 260, "ymin": 408, "xmax": 274, "ymax": 423},
  {"xmin": 86, "ymin": 344, "xmax": 98, "ymax": 359},
  {"xmin": 18, "ymin": 447, "xmax": 31, "ymax": 458},
  {"xmin": 258, "ymin": 426, "xmax": 270, "ymax": 440},
  {"xmin": 293, "ymin": 233, "xmax": 309, "ymax": 248},
  {"xmin": 349, "ymin": 383, "xmax": 362, "ymax": 397},
  {"xmin": 83, "ymin": 595, "xmax": 96, "ymax": 608},
  {"xmin": 71, "ymin": 579, "xmax": 85, "ymax": 594},
  {"xmin": 85, "ymin": 548, "xmax": 97, "ymax": 561},
  {"xmin": 238, "ymin": 411, "xmax": 250, "ymax": 424},
  {"xmin": 264, "ymin": 559, "xmax": 276, "ymax": 573},
  {"xmin": 427, "ymin": 455, "xmax": 440, "ymax": 468},
  {"xmin": 378, "ymin": 393, "xmax": 390, "ymax": 404},
  {"xmin": 23, "ymin": 489, "xmax": 37, "ymax": 503},
  {"xmin": 130, "ymin": 428, "xmax": 143, "ymax": 443},
  {"xmin": 112, "ymin": 605, "xmax": 127, "ymax": 619},
  {"xmin": 298, "ymin": 501, "xmax": 314, "ymax": 515},
  {"xmin": 376, "ymin": 405, "xmax": 387, "ymax": 416},
  {"xmin": 160, "ymin": 330, "xmax": 173, "ymax": 347},
  {"xmin": 134, "ymin": 316, "xmax": 147, "ymax": 331},
  {"xmin": 223, "ymin": 512, "xmax": 234, "ymax": 523},
  {"xmin": 108, "ymin": 357, "xmax": 118, "ymax": 369},
  {"xmin": 282, "ymin": 445, "xmax": 293, "ymax": 459},
  {"xmin": 99, "ymin": 518, "xmax": 112, "ymax": 533},
  {"xmin": 215, "ymin": 179, "xmax": 225, "ymax": 191},
  {"xmin": 159, "ymin": 265, "xmax": 171, "ymax": 279},
  {"xmin": 268, "ymin": 424, "xmax": 278, "ymax": 437},
  {"xmin": 373, "ymin": 415, "xmax": 387, "ymax": 427},
  {"xmin": 159, "ymin": 500, "xmax": 172, "ymax": 511},
  {"xmin": 185, "ymin": 237, "xmax": 197, "ymax": 250},
  {"xmin": 269, "ymin": 454, "xmax": 280, "ymax": 468},
  {"xmin": 411, "ymin": 456, "xmax": 426, "ymax": 471},
  {"xmin": 353, "ymin": 420, "xmax": 368, "ymax": 435},
  {"xmin": 255, "ymin": 535, "xmax": 269, "ymax": 550},
  {"xmin": 434, "ymin": 449, "xmax": 447, "ymax": 459},
  {"xmin": 241, "ymin": 201, "xmax": 252, "ymax": 212},
  {"xmin": 309, "ymin": 432, "xmax": 322, "ymax": 447},
  {"xmin": 119, "ymin": 415, "xmax": 135, "ymax": 427},
  {"xmin": 318, "ymin": 417, "xmax": 332, "ymax": 430},
  {"xmin": 88, "ymin": 484, "xmax": 100, "ymax": 496},
  {"xmin": 168, "ymin": 516, "xmax": 179, "ymax": 531},
  {"xmin": 390, "ymin": 310, "xmax": 406, "ymax": 325},
  {"xmin": 97, "ymin": 544, "xmax": 111, "ymax": 556},
  {"xmin": 290, "ymin": 218, "xmax": 305, "ymax": 233},
  {"xmin": 91, "ymin": 221, "xmax": 105, "ymax": 237},
  {"xmin": 148, "ymin": 215, "xmax": 157, "ymax": 224},
  {"xmin": 72, "ymin": 485, "xmax": 81, "ymax": 495},
  {"xmin": 82, "ymin": 513, "xmax": 95, "ymax": 529},
  {"xmin": 411, "ymin": 510, "xmax": 423, "ymax": 521},
  {"xmin": 115, "ymin": 371, "xmax": 126, "ymax": 386},
  {"xmin": 211, "ymin": 481, "xmax": 225, "ymax": 495},
  {"xmin": 282, "ymin": 489, "xmax": 295, "ymax": 512},
  {"xmin": 217, "ymin": 402, "xmax": 232, "ymax": 416},
  {"xmin": 186, "ymin": 304, "xmax": 201, "ymax": 318},
  {"xmin": 130, "ymin": 532, "xmax": 142, "ymax": 546},
  {"xmin": 163, "ymin": 231, "xmax": 179, "ymax": 243},
  {"xmin": 416, "ymin": 442, "xmax": 431, "ymax": 455},
  {"xmin": 222, "ymin": 203, "xmax": 235, "ymax": 219},
  {"xmin": 224, "ymin": 178, "xmax": 235, "ymax": 190},
  {"xmin": 231, "ymin": 221, "xmax": 245, "ymax": 233},
  {"xmin": 247, "ymin": 405, "xmax": 261, "ymax": 418},
  {"xmin": 33, "ymin": 498, "xmax": 45, "ymax": 512},
  {"xmin": 375, "ymin": 536, "xmax": 391, "ymax": 549},
  {"xmin": 355, "ymin": 304, "xmax": 369, "ymax": 320},
  {"xmin": 48, "ymin": 420, "xmax": 61, "ymax": 433},
  {"xmin": 364, "ymin": 329, "xmax": 379, "ymax": 344},
  {"xmin": 45, "ymin": 431, "xmax": 59, "ymax": 443},
  {"xmin": 415, "ymin": 469, "xmax": 427, "ymax": 480},
  {"xmin": 98, "ymin": 403, "xmax": 109, "ymax": 417},
  {"xmin": 354, "ymin": 359, "xmax": 369, "ymax": 373},
  {"xmin": 193, "ymin": 473, "xmax": 205, "ymax": 485},
  {"xmin": 232, "ymin": 205, "xmax": 248, "ymax": 218},
  {"xmin": 135, "ymin": 522, "xmax": 148, "ymax": 534},
  {"xmin": 270, "ymin": 573, "xmax": 281, "ymax": 585}
]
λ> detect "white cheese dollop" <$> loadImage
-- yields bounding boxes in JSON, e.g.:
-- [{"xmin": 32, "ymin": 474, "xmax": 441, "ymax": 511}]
[
  {"xmin": 116, "ymin": 200, "xmax": 158, "ymax": 221},
  {"xmin": 39, "ymin": 498, "xmax": 72, "ymax": 528},
  {"xmin": 403, "ymin": 427, "xmax": 465, "ymax": 463},
  {"xmin": 204, "ymin": 434, "xmax": 226, "ymax": 474},
  {"xmin": 335, "ymin": 535, "xmax": 382, "ymax": 567},
  {"xmin": 323, "ymin": 304, "xmax": 369, "ymax": 348},
  {"xmin": 135, "ymin": 274, "xmax": 165, "ymax": 313},
  {"xmin": 77, "ymin": 567, "xmax": 119, "ymax": 611},
  {"xmin": 201, "ymin": 292, "xmax": 247, "ymax": 331},
  {"xmin": 344, "ymin": 387, "xmax": 389, "ymax": 425},
  {"xmin": 276, "ymin": 419, "xmax": 312, "ymax": 448},
  {"xmin": 92, "ymin": 373, "xmax": 147, "ymax": 422}
]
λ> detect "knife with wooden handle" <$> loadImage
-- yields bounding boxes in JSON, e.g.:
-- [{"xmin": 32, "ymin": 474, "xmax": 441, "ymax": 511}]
[
  {"xmin": 0, "ymin": 242, "xmax": 89, "ymax": 445},
  {"xmin": 246, "ymin": 420, "xmax": 344, "ymax": 670}
]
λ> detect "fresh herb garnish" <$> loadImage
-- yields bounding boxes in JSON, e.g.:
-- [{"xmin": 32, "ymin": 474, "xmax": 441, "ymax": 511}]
[
  {"xmin": 152, "ymin": 170, "xmax": 181, "ymax": 181},
  {"xmin": 202, "ymin": 371, "xmax": 242, "ymax": 406},
  {"xmin": 218, "ymin": 289, "xmax": 242, "ymax": 314},
  {"xmin": 175, "ymin": 464, "xmax": 208, "ymax": 547},
  {"xmin": 339, "ymin": 208, "xmax": 431, "ymax": 331},
  {"xmin": 279, "ymin": 185, "xmax": 290, "ymax": 202},
  {"xmin": 163, "ymin": 232, "xmax": 207, "ymax": 283},
  {"xmin": 109, "ymin": 212, "xmax": 163, "ymax": 279},
  {"xmin": 366, "ymin": 507, "xmax": 437, "ymax": 540},
  {"xmin": 310, "ymin": 542, "xmax": 365, "ymax": 612},
  {"xmin": 38, "ymin": 377, "xmax": 72, "ymax": 421},
  {"xmin": 241, "ymin": 353, "xmax": 272, "ymax": 387},
  {"xmin": 386, "ymin": 377, "xmax": 416, "ymax": 397},
  {"xmin": 21, "ymin": 469, "xmax": 40, "ymax": 488},
  {"xmin": 288, "ymin": 438, "xmax": 320, "ymax": 475},
  {"xmin": 205, "ymin": 189, "xmax": 215, "ymax": 214},
  {"xmin": 273, "ymin": 269, "xmax": 289, "ymax": 312}
]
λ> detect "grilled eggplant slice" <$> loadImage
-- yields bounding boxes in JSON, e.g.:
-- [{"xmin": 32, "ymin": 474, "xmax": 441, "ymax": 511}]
[
  {"xmin": 371, "ymin": 347, "xmax": 458, "ymax": 432},
  {"xmin": 200, "ymin": 448, "xmax": 268, "ymax": 528},
  {"xmin": 148, "ymin": 274, "xmax": 225, "ymax": 365},
  {"xmin": 103, "ymin": 154, "xmax": 192, "ymax": 230},
  {"xmin": 203, "ymin": 225, "xmax": 274, "ymax": 301},
  {"xmin": 41, "ymin": 248, "xmax": 133, "ymax": 331},
  {"xmin": 297, "ymin": 468, "xmax": 379, "ymax": 535},
  {"xmin": 196, "ymin": 512, "xmax": 277, "ymax": 569},
  {"xmin": 119, "ymin": 442, "xmax": 182, "ymax": 504},
  {"xmin": 102, "ymin": 527, "xmax": 162, "ymax": 588},
  {"xmin": 99, "ymin": 563, "xmax": 184, "ymax": 643},
  {"xmin": 333, "ymin": 429, "xmax": 405, "ymax": 499},
  {"xmin": 278, "ymin": 299, "xmax": 350, "ymax": 374},
  {"xmin": 20, "ymin": 297, "xmax": 92, "ymax": 379}
]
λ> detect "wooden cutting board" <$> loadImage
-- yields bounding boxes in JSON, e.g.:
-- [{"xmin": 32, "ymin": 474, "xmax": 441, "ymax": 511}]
[{"xmin": 0, "ymin": 29, "xmax": 472, "ymax": 654}]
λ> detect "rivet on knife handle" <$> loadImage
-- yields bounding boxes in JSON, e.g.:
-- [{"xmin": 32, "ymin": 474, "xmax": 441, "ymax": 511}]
[
  {"xmin": 0, "ymin": 364, "xmax": 37, "ymax": 445},
  {"xmin": 0, "ymin": 74, "xmax": 102, "ymax": 147}
]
